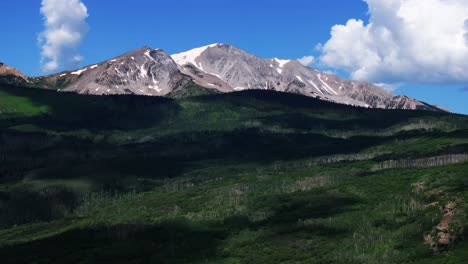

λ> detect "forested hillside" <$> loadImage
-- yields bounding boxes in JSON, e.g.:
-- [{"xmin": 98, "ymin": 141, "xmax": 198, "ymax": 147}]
[{"xmin": 0, "ymin": 83, "xmax": 467, "ymax": 263}]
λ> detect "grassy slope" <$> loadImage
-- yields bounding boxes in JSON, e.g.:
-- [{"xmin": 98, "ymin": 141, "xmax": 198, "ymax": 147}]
[{"xmin": 0, "ymin": 84, "xmax": 467, "ymax": 263}]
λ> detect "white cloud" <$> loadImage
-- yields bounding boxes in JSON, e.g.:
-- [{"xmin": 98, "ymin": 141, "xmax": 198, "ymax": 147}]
[
  {"xmin": 374, "ymin": 83, "xmax": 401, "ymax": 92},
  {"xmin": 297, "ymin": 56, "xmax": 315, "ymax": 66},
  {"xmin": 39, "ymin": 0, "xmax": 89, "ymax": 72},
  {"xmin": 318, "ymin": 0, "xmax": 468, "ymax": 84},
  {"xmin": 464, "ymin": 19, "xmax": 468, "ymax": 45}
]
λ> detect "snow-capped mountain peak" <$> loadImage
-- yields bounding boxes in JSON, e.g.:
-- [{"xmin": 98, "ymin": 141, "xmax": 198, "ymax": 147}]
[
  {"xmin": 171, "ymin": 43, "xmax": 221, "ymax": 70},
  {"xmin": 19, "ymin": 44, "xmax": 445, "ymax": 112},
  {"xmin": 168, "ymin": 43, "xmax": 443, "ymax": 111}
]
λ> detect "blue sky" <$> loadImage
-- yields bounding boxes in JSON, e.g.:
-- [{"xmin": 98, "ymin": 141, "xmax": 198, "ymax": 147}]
[{"xmin": 1, "ymin": 0, "xmax": 467, "ymax": 114}]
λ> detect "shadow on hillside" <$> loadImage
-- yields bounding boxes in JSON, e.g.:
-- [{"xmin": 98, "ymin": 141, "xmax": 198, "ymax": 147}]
[
  {"xmin": 222, "ymin": 191, "xmax": 357, "ymax": 238},
  {"xmin": 1, "ymin": 85, "xmax": 456, "ymax": 134},
  {"xmin": 0, "ymin": 191, "xmax": 357, "ymax": 263},
  {"xmin": 1, "ymin": 125, "xmax": 394, "ymax": 183},
  {"xmin": 0, "ymin": 221, "xmax": 225, "ymax": 264},
  {"xmin": 6, "ymin": 121, "xmax": 465, "ymax": 191},
  {"xmin": 8, "ymin": 129, "xmax": 388, "ymax": 181},
  {"xmin": 251, "ymin": 191, "xmax": 357, "ymax": 224},
  {"xmin": 259, "ymin": 112, "xmax": 431, "ymax": 130},
  {"xmin": 0, "ymin": 188, "xmax": 81, "ymax": 228},
  {"xmin": 193, "ymin": 90, "xmax": 351, "ymax": 110},
  {"xmin": 0, "ymin": 84, "xmax": 181, "ymax": 131},
  {"xmin": 193, "ymin": 90, "xmax": 446, "ymax": 118}
]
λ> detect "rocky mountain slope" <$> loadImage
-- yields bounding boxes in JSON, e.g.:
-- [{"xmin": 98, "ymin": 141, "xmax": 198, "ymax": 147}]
[
  {"xmin": 34, "ymin": 47, "xmax": 195, "ymax": 96},
  {"xmin": 0, "ymin": 45, "xmax": 445, "ymax": 111},
  {"xmin": 171, "ymin": 44, "xmax": 442, "ymax": 111},
  {"xmin": 0, "ymin": 62, "xmax": 28, "ymax": 83}
]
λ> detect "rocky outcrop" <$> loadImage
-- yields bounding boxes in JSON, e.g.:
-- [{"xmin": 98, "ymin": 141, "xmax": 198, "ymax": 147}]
[
  {"xmin": 0, "ymin": 63, "xmax": 28, "ymax": 82},
  {"xmin": 425, "ymin": 201, "xmax": 461, "ymax": 254}
]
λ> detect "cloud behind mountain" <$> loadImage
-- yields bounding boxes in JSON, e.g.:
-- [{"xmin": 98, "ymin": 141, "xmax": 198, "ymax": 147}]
[{"xmin": 317, "ymin": 0, "xmax": 468, "ymax": 84}]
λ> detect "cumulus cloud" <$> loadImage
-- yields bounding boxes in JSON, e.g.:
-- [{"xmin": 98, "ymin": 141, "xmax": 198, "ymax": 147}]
[
  {"xmin": 374, "ymin": 83, "xmax": 401, "ymax": 92},
  {"xmin": 39, "ymin": 0, "xmax": 89, "ymax": 72},
  {"xmin": 318, "ymin": 0, "xmax": 468, "ymax": 84},
  {"xmin": 297, "ymin": 56, "xmax": 315, "ymax": 66}
]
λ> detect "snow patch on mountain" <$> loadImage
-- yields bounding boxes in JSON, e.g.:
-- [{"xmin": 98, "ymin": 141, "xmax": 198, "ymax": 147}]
[
  {"xmin": 274, "ymin": 58, "xmax": 290, "ymax": 74},
  {"xmin": 71, "ymin": 68, "xmax": 87, "ymax": 75},
  {"xmin": 274, "ymin": 58, "xmax": 289, "ymax": 68}
]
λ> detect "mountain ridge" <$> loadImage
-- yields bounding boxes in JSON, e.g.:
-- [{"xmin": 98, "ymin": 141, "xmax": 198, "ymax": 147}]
[
  {"xmin": 0, "ymin": 62, "xmax": 29, "ymax": 83},
  {"xmin": 170, "ymin": 44, "xmax": 442, "ymax": 111},
  {"xmin": 0, "ymin": 44, "xmax": 446, "ymax": 112}
]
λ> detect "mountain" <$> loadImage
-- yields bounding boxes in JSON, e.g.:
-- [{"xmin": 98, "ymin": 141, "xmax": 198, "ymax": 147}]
[
  {"xmin": 31, "ymin": 47, "xmax": 195, "ymax": 96},
  {"xmin": 0, "ymin": 62, "xmax": 28, "ymax": 83},
  {"xmin": 171, "ymin": 44, "xmax": 443, "ymax": 111},
  {"xmin": 1, "ymin": 45, "xmax": 445, "ymax": 111}
]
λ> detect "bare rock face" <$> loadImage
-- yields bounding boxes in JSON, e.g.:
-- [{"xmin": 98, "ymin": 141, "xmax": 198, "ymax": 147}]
[
  {"xmin": 425, "ymin": 200, "xmax": 461, "ymax": 254},
  {"xmin": 0, "ymin": 63, "xmax": 28, "ymax": 82},
  {"xmin": 171, "ymin": 44, "xmax": 445, "ymax": 111},
  {"xmin": 172, "ymin": 44, "xmax": 305, "ymax": 92},
  {"xmin": 384, "ymin": 96, "xmax": 441, "ymax": 111},
  {"xmin": 49, "ymin": 47, "xmax": 192, "ymax": 96},
  {"xmin": 178, "ymin": 63, "xmax": 233, "ymax": 93}
]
